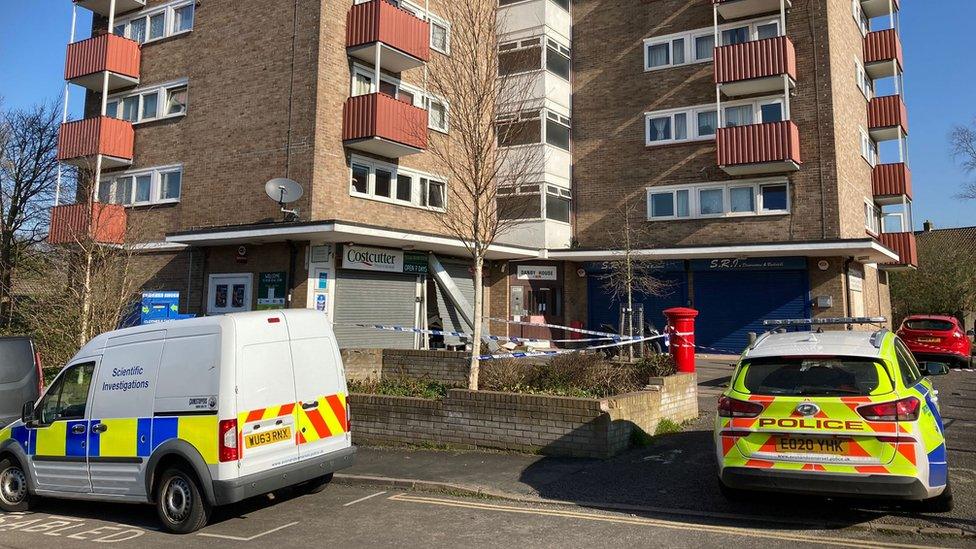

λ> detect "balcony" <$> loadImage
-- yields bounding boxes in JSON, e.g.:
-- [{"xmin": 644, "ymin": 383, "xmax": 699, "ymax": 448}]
[
  {"xmin": 868, "ymin": 95, "xmax": 908, "ymax": 141},
  {"xmin": 878, "ymin": 231, "xmax": 917, "ymax": 270},
  {"xmin": 57, "ymin": 116, "xmax": 134, "ymax": 169},
  {"xmin": 48, "ymin": 202, "xmax": 127, "ymax": 245},
  {"xmin": 861, "ymin": 0, "xmax": 899, "ymax": 19},
  {"xmin": 713, "ymin": 0, "xmax": 791, "ymax": 20},
  {"xmin": 864, "ymin": 29, "xmax": 903, "ymax": 79},
  {"xmin": 716, "ymin": 121, "xmax": 801, "ymax": 175},
  {"xmin": 346, "ymin": 0, "xmax": 430, "ymax": 73},
  {"xmin": 714, "ymin": 36, "xmax": 796, "ymax": 97},
  {"xmin": 872, "ymin": 163, "xmax": 912, "ymax": 204},
  {"xmin": 65, "ymin": 34, "xmax": 140, "ymax": 93},
  {"xmin": 74, "ymin": 0, "xmax": 145, "ymax": 17},
  {"xmin": 342, "ymin": 93, "xmax": 428, "ymax": 158}
]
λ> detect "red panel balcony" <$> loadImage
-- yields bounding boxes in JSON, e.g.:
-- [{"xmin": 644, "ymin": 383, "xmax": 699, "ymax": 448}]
[
  {"xmin": 864, "ymin": 29, "xmax": 903, "ymax": 79},
  {"xmin": 878, "ymin": 231, "xmax": 918, "ymax": 269},
  {"xmin": 716, "ymin": 121, "xmax": 801, "ymax": 175},
  {"xmin": 65, "ymin": 34, "xmax": 141, "ymax": 93},
  {"xmin": 861, "ymin": 0, "xmax": 899, "ymax": 19},
  {"xmin": 715, "ymin": 36, "xmax": 796, "ymax": 97},
  {"xmin": 868, "ymin": 95, "xmax": 908, "ymax": 141},
  {"xmin": 872, "ymin": 163, "xmax": 912, "ymax": 203},
  {"xmin": 48, "ymin": 202, "xmax": 127, "ymax": 245},
  {"xmin": 74, "ymin": 0, "xmax": 145, "ymax": 17},
  {"xmin": 343, "ymin": 93, "xmax": 428, "ymax": 158},
  {"xmin": 712, "ymin": 0, "xmax": 791, "ymax": 20},
  {"xmin": 57, "ymin": 116, "xmax": 134, "ymax": 169},
  {"xmin": 347, "ymin": 0, "xmax": 430, "ymax": 73}
]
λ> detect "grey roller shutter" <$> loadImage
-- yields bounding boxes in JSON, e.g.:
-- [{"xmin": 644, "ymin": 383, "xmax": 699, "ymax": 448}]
[
  {"xmin": 334, "ymin": 270, "xmax": 418, "ymax": 349},
  {"xmin": 432, "ymin": 258, "xmax": 475, "ymax": 345}
]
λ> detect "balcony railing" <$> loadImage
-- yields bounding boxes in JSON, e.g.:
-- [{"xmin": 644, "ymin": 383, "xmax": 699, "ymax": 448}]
[
  {"xmin": 48, "ymin": 202, "xmax": 127, "ymax": 245},
  {"xmin": 65, "ymin": 34, "xmax": 141, "ymax": 93},
  {"xmin": 868, "ymin": 95, "xmax": 908, "ymax": 141},
  {"xmin": 347, "ymin": 0, "xmax": 430, "ymax": 73},
  {"xmin": 714, "ymin": 36, "xmax": 796, "ymax": 96},
  {"xmin": 878, "ymin": 231, "xmax": 918, "ymax": 269},
  {"xmin": 861, "ymin": 0, "xmax": 899, "ymax": 19},
  {"xmin": 712, "ymin": 0, "xmax": 791, "ymax": 20},
  {"xmin": 74, "ymin": 0, "xmax": 145, "ymax": 17},
  {"xmin": 57, "ymin": 116, "xmax": 135, "ymax": 169},
  {"xmin": 342, "ymin": 93, "xmax": 428, "ymax": 158},
  {"xmin": 872, "ymin": 163, "xmax": 912, "ymax": 201},
  {"xmin": 864, "ymin": 29, "xmax": 902, "ymax": 79},
  {"xmin": 716, "ymin": 121, "xmax": 801, "ymax": 175}
]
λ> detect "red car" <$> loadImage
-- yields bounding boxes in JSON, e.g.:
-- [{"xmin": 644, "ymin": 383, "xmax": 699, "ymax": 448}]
[{"xmin": 897, "ymin": 315, "xmax": 974, "ymax": 368}]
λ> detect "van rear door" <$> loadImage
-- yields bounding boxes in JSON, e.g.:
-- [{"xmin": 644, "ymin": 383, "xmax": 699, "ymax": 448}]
[
  {"xmin": 0, "ymin": 338, "xmax": 40, "ymax": 426},
  {"xmin": 236, "ymin": 314, "xmax": 300, "ymax": 475},
  {"xmin": 286, "ymin": 312, "xmax": 349, "ymax": 460}
]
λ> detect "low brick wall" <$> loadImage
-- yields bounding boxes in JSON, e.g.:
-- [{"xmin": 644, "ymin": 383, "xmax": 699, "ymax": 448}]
[
  {"xmin": 350, "ymin": 373, "xmax": 698, "ymax": 458},
  {"xmin": 342, "ymin": 348, "xmax": 468, "ymax": 385}
]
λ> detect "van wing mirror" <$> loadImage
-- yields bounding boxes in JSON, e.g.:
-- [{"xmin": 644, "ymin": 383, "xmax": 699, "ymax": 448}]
[
  {"xmin": 923, "ymin": 362, "xmax": 950, "ymax": 377},
  {"xmin": 21, "ymin": 400, "xmax": 36, "ymax": 424}
]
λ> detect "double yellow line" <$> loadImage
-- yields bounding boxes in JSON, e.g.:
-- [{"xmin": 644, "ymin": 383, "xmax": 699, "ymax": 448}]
[{"xmin": 388, "ymin": 493, "xmax": 947, "ymax": 549}]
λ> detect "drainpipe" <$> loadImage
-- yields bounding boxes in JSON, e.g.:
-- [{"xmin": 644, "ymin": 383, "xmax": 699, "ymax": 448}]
[
  {"xmin": 843, "ymin": 257, "xmax": 854, "ymax": 322},
  {"xmin": 286, "ymin": 241, "xmax": 298, "ymax": 307}
]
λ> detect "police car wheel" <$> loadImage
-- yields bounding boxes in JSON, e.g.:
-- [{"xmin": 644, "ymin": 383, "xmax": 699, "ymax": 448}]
[
  {"xmin": 297, "ymin": 473, "xmax": 334, "ymax": 495},
  {"xmin": 0, "ymin": 458, "xmax": 32, "ymax": 512},
  {"xmin": 155, "ymin": 468, "xmax": 211, "ymax": 534}
]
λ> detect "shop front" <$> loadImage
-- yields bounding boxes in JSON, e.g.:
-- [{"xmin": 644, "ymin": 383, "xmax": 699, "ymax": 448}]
[{"xmin": 507, "ymin": 262, "xmax": 565, "ymax": 340}]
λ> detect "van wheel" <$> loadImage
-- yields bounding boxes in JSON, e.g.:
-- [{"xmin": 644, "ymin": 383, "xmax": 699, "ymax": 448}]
[
  {"xmin": 918, "ymin": 481, "xmax": 954, "ymax": 514},
  {"xmin": 297, "ymin": 473, "xmax": 334, "ymax": 495},
  {"xmin": 0, "ymin": 458, "xmax": 32, "ymax": 512},
  {"xmin": 155, "ymin": 468, "xmax": 211, "ymax": 534}
]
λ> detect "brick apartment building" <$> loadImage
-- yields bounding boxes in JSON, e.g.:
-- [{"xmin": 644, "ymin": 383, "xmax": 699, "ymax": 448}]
[{"xmin": 51, "ymin": 0, "xmax": 916, "ymax": 353}]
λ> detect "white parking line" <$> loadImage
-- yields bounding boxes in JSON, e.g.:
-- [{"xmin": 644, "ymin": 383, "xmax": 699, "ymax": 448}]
[
  {"xmin": 197, "ymin": 521, "xmax": 299, "ymax": 541},
  {"xmin": 343, "ymin": 491, "xmax": 387, "ymax": 507}
]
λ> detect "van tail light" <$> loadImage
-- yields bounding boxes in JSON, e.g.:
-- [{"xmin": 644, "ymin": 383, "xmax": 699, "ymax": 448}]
[
  {"xmin": 857, "ymin": 397, "xmax": 920, "ymax": 422},
  {"xmin": 718, "ymin": 396, "xmax": 765, "ymax": 418},
  {"xmin": 346, "ymin": 402, "xmax": 352, "ymax": 431},
  {"xmin": 218, "ymin": 419, "xmax": 239, "ymax": 462}
]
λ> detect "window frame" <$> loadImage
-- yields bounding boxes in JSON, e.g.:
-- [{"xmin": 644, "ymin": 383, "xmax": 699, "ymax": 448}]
[
  {"xmin": 544, "ymin": 184, "xmax": 572, "ymax": 223},
  {"xmin": 400, "ymin": 1, "xmax": 451, "ymax": 55},
  {"xmin": 646, "ymin": 178, "xmax": 791, "ymax": 221},
  {"xmin": 97, "ymin": 164, "xmax": 183, "ymax": 207},
  {"xmin": 860, "ymin": 127, "xmax": 878, "ymax": 167},
  {"xmin": 348, "ymin": 155, "xmax": 447, "ymax": 212},
  {"xmin": 496, "ymin": 108, "xmax": 570, "ymax": 151},
  {"xmin": 864, "ymin": 198, "xmax": 882, "ymax": 235},
  {"xmin": 644, "ymin": 95, "xmax": 783, "ymax": 147},
  {"xmin": 350, "ymin": 63, "xmax": 449, "ymax": 134},
  {"xmin": 106, "ymin": 79, "xmax": 189, "ymax": 125},
  {"xmin": 643, "ymin": 16, "xmax": 782, "ymax": 72},
  {"xmin": 111, "ymin": 0, "xmax": 195, "ymax": 45},
  {"xmin": 855, "ymin": 57, "xmax": 874, "ymax": 100},
  {"xmin": 852, "ymin": 0, "xmax": 870, "ymax": 36}
]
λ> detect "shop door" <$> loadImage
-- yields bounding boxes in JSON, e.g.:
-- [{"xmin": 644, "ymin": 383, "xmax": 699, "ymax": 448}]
[
  {"xmin": 207, "ymin": 274, "xmax": 252, "ymax": 315},
  {"xmin": 511, "ymin": 285, "xmax": 563, "ymax": 341}
]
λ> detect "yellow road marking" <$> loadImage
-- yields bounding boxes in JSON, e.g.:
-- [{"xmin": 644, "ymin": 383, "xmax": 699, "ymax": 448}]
[{"xmin": 387, "ymin": 493, "xmax": 948, "ymax": 549}]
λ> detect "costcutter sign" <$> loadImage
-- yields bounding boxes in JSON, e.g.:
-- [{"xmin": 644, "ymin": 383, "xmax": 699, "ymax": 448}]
[
  {"xmin": 517, "ymin": 265, "xmax": 558, "ymax": 281},
  {"xmin": 343, "ymin": 245, "xmax": 403, "ymax": 273}
]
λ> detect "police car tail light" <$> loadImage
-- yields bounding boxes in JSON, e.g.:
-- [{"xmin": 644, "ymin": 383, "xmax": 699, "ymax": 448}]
[
  {"xmin": 219, "ymin": 419, "xmax": 239, "ymax": 462},
  {"xmin": 856, "ymin": 397, "xmax": 920, "ymax": 422},
  {"xmin": 718, "ymin": 396, "xmax": 764, "ymax": 418}
]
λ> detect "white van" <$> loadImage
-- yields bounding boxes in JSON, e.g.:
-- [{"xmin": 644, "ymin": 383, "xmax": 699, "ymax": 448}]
[{"xmin": 0, "ymin": 310, "xmax": 355, "ymax": 534}]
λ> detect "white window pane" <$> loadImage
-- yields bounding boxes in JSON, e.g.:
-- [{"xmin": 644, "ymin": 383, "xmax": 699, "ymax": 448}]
[
  {"xmin": 428, "ymin": 181, "xmax": 445, "ymax": 209},
  {"xmin": 730, "ymin": 187, "xmax": 755, "ymax": 213},
  {"xmin": 724, "ymin": 105, "xmax": 753, "ymax": 127},
  {"xmin": 676, "ymin": 190, "xmax": 690, "ymax": 217},
  {"xmin": 130, "ymin": 17, "xmax": 147, "ymax": 43},
  {"xmin": 161, "ymin": 171, "xmax": 182, "ymax": 200},
  {"xmin": 375, "ymin": 169, "xmax": 392, "ymax": 198},
  {"xmin": 353, "ymin": 73, "xmax": 372, "ymax": 96},
  {"xmin": 174, "ymin": 4, "xmax": 194, "ymax": 32},
  {"xmin": 672, "ymin": 38, "xmax": 685, "ymax": 65},
  {"xmin": 396, "ymin": 174, "xmax": 412, "ymax": 201},
  {"xmin": 135, "ymin": 174, "xmax": 152, "ymax": 203},
  {"xmin": 647, "ymin": 43, "xmax": 669, "ymax": 67},
  {"xmin": 695, "ymin": 35, "xmax": 714, "ymax": 60},
  {"xmin": 142, "ymin": 92, "xmax": 159, "ymax": 120},
  {"xmin": 149, "ymin": 13, "xmax": 165, "ymax": 39},
  {"xmin": 351, "ymin": 165, "xmax": 369, "ymax": 194},
  {"xmin": 430, "ymin": 101, "xmax": 448, "ymax": 131},
  {"xmin": 697, "ymin": 110, "xmax": 717, "ymax": 136},
  {"xmin": 699, "ymin": 189, "xmax": 724, "ymax": 215},
  {"xmin": 647, "ymin": 116, "xmax": 671, "ymax": 141},
  {"xmin": 167, "ymin": 87, "xmax": 187, "ymax": 115},
  {"xmin": 674, "ymin": 113, "xmax": 687, "ymax": 140},
  {"xmin": 122, "ymin": 96, "xmax": 139, "ymax": 122}
]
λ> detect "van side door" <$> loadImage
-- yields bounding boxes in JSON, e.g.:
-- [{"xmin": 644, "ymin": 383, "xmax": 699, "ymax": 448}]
[
  {"xmin": 27, "ymin": 360, "xmax": 97, "ymax": 494},
  {"xmin": 288, "ymin": 316, "xmax": 349, "ymax": 459}
]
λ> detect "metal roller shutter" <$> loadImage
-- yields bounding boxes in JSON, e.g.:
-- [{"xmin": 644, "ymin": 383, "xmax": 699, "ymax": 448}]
[
  {"xmin": 587, "ymin": 272, "xmax": 689, "ymax": 334},
  {"xmin": 693, "ymin": 270, "xmax": 810, "ymax": 354},
  {"xmin": 334, "ymin": 270, "xmax": 418, "ymax": 349},
  {"xmin": 432, "ymin": 259, "xmax": 475, "ymax": 345}
]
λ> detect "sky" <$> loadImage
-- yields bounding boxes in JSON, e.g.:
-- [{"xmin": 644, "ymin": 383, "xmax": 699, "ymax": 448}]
[{"xmin": 0, "ymin": 1, "xmax": 973, "ymax": 230}]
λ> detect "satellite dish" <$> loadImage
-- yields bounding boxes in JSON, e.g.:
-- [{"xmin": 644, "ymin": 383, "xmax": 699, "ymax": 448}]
[{"xmin": 265, "ymin": 178, "xmax": 304, "ymax": 205}]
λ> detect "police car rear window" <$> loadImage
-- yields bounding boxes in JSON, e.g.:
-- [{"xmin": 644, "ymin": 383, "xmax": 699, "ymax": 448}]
[
  {"xmin": 904, "ymin": 319, "xmax": 954, "ymax": 331},
  {"xmin": 741, "ymin": 357, "xmax": 883, "ymax": 397}
]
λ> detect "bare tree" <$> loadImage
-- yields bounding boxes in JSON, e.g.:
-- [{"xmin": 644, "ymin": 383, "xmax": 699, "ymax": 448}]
[
  {"xmin": 0, "ymin": 101, "xmax": 61, "ymax": 324},
  {"xmin": 950, "ymin": 118, "xmax": 976, "ymax": 200},
  {"xmin": 417, "ymin": 2, "xmax": 541, "ymax": 390},
  {"xmin": 598, "ymin": 200, "xmax": 671, "ymax": 360}
]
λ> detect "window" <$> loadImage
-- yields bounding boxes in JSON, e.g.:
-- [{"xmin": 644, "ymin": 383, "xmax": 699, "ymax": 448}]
[
  {"xmin": 498, "ymin": 38, "xmax": 543, "ymax": 75},
  {"xmin": 719, "ymin": 96, "xmax": 789, "ymax": 129},
  {"xmin": 107, "ymin": 80, "xmax": 189, "ymax": 124},
  {"xmin": 97, "ymin": 165, "xmax": 183, "ymax": 206},
  {"xmin": 893, "ymin": 339, "xmax": 923, "ymax": 388},
  {"xmin": 545, "ymin": 39, "xmax": 571, "ymax": 80},
  {"xmin": 643, "ymin": 27, "xmax": 722, "ymax": 70},
  {"xmin": 865, "ymin": 199, "xmax": 882, "ymax": 235},
  {"xmin": 697, "ymin": 110, "xmax": 718, "ymax": 137},
  {"xmin": 497, "ymin": 184, "xmax": 544, "ymax": 220},
  {"xmin": 646, "ymin": 116, "xmax": 672, "ymax": 143},
  {"xmin": 742, "ymin": 357, "xmax": 884, "ymax": 397},
  {"xmin": 759, "ymin": 100, "xmax": 783, "ymax": 123},
  {"xmin": 112, "ymin": 1, "xmax": 194, "ymax": 44},
  {"xmin": 855, "ymin": 58, "xmax": 873, "ymax": 100},
  {"xmin": 860, "ymin": 128, "xmax": 878, "ymax": 166},
  {"xmin": 647, "ymin": 179, "xmax": 790, "ymax": 221},
  {"xmin": 545, "ymin": 112, "xmax": 571, "ymax": 150},
  {"xmin": 37, "ymin": 362, "xmax": 95, "ymax": 424},
  {"xmin": 724, "ymin": 105, "xmax": 753, "ymax": 127},
  {"xmin": 425, "ymin": 96, "xmax": 449, "ymax": 133},
  {"xmin": 722, "ymin": 26, "xmax": 749, "ymax": 46},
  {"xmin": 400, "ymin": 2, "xmax": 450, "ymax": 54},
  {"xmin": 852, "ymin": 0, "xmax": 870, "ymax": 35},
  {"xmin": 350, "ymin": 65, "xmax": 449, "ymax": 133},
  {"xmin": 497, "ymin": 109, "xmax": 570, "ymax": 150},
  {"xmin": 694, "ymin": 34, "xmax": 714, "ymax": 61},
  {"xmin": 545, "ymin": 185, "xmax": 572, "ymax": 222},
  {"xmin": 349, "ymin": 155, "xmax": 446, "ymax": 211},
  {"xmin": 645, "ymin": 104, "xmax": 717, "ymax": 146}
]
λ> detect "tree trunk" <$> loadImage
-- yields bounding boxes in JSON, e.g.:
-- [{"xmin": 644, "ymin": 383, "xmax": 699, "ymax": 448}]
[
  {"xmin": 468, "ymin": 254, "xmax": 485, "ymax": 391},
  {"xmin": 79, "ymin": 248, "xmax": 94, "ymax": 346}
]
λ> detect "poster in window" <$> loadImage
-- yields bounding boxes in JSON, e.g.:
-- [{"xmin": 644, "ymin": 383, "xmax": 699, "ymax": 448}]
[
  {"xmin": 232, "ymin": 284, "xmax": 246, "ymax": 309},
  {"xmin": 257, "ymin": 272, "xmax": 287, "ymax": 310},
  {"xmin": 215, "ymin": 284, "xmax": 228, "ymax": 308}
]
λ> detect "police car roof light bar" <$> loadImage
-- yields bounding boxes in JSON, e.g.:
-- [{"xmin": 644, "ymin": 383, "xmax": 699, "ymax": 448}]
[{"xmin": 762, "ymin": 316, "xmax": 887, "ymax": 327}]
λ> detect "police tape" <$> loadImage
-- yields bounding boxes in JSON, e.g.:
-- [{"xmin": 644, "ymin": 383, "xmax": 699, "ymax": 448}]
[
  {"xmin": 336, "ymin": 323, "xmax": 618, "ymax": 344},
  {"xmin": 482, "ymin": 317, "xmax": 639, "ymax": 341},
  {"xmin": 477, "ymin": 334, "xmax": 668, "ymax": 361}
]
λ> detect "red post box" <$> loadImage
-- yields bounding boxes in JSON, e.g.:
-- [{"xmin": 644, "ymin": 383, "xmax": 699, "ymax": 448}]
[{"xmin": 664, "ymin": 307, "xmax": 699, "ymax": 373}]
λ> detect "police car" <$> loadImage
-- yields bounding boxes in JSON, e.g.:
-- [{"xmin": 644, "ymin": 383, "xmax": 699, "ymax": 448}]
[
  {"xmin": 715, "ymin": 318, "xmax": 952, "ymax": 512},
  {"xmin": 0, "ymin": 310, "xmax": 355, "ymax": 533}
]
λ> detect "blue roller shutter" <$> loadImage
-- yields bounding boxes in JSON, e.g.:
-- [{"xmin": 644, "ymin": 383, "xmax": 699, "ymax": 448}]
[{"xmin": 587, "ymin": 271, "xmax": 689, "ymax": 334}]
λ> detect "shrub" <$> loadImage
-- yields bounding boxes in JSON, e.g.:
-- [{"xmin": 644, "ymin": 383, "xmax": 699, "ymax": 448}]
[
  {"xmin": 654, "ymin": 418, "xmax": 682, "ymax": 436},
  {"xmin": 348, "ymin": 376, "xmax": 451, "ymax": 400}
]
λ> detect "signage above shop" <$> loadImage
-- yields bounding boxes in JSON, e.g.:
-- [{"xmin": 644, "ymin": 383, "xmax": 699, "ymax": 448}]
[
  {"xmin": 343, "ymin": 245, "xmax": 403, "ymax": 273},
  {"xmin": 691, "ymin": 257, "xmax": 807, "ymax": 272},
  {"xmin": 403, "ymin": 251, "xmax": 429, "ymax": 274},
  {"xmin": 310, "ymin": 244, "xmax": 334, "ymax": 264},
  {"xmin": 517, "ymin": 265, "xmax": 558, "ymax": 281}
]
